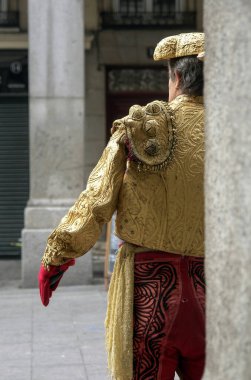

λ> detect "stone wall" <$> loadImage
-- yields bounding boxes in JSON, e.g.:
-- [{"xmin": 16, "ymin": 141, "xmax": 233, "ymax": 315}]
[{"xmin": 203, "ymin": 1, "xmax": 251, "ymax": 378}]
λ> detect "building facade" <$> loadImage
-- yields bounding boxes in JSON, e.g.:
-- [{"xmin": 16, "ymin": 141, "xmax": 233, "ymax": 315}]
[
  {"xmin": 0, "ymin": 0, "xmax": 28, "ymax": 264},
  {"xmin": 0, "ymin": 0, "xmax": 203, "ymax": 286}
]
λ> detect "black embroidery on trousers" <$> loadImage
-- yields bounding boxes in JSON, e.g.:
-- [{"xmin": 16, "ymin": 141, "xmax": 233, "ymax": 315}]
[
  {"xmin": 133, "ymin": 262, "xmax": 179, "ymax": 380},
  {"xmin": 188, "ymin": 259, "xmax": 205, "ymax": 314}
]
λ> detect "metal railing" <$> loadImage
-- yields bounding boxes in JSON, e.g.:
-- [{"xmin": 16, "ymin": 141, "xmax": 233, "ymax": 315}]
[
  {"xmin": 101, "ymin": 11, "xmax": 196, "ymax": 29},
  {"xmin": 0, "ymin": 11, "xmax": 19, "ymax": 27}
]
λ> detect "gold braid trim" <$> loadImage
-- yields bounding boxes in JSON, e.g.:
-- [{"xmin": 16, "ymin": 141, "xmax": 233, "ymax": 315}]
[
  {"xmin": 135, "ymin": 101, "xmax": 177, "ymax": 172},
  {"xmin": 113, "ymin": 100, "xmax": 177, "ymax": 173},
  {"xmin": 41, "ymin": 257, "xmax": 52, "ymax": 271}
]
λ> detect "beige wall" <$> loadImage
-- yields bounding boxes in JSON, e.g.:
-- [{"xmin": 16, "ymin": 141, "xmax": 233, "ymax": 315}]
[
  {"xmin": 19, "ymin": 0, "xmax": 28, "ymax": 31},
  {"xmin": 85, "ymin": 0, "xmax": 99, "ymax": 31}
]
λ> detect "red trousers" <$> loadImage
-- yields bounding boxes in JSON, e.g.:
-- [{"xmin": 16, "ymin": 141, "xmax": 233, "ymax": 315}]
[{"xmin": 133, "ymin": 252, "xmax": 205, "ymax": 380}]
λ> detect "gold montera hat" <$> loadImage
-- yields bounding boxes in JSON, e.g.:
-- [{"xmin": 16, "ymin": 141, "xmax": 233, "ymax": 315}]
[{"xmin": 153, "ymin": 32, "xmax": 205, "ymax": 61}]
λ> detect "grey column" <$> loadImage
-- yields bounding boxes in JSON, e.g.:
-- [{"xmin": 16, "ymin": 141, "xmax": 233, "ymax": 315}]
[
  {"xmin": 22, "ymin": 0, "xmax": 92, "ymax": 287},
  {"xmin": 203, "ymin": 2, "xmax": 251, "ymax": 379}
]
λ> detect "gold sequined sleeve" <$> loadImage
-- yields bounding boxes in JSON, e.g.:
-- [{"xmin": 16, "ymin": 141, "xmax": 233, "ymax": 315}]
[{"xmin": 41, "ymin": 129, "xmax": 126, "ymax": 269}]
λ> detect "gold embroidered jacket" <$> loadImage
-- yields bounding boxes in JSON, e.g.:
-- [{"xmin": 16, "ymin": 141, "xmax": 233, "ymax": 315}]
[{"xmin": 42, "ymin": 95, "xmax": 204, "ymax": 268}]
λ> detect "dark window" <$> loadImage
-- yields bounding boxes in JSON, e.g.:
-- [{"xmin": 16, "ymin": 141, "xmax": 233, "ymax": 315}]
[
  {"xmin": 119, "ymin": 0, "xmax": 145, "ymax": 13},
  {"xmin": 0, "ymin": 0, "xmax": 19, "ymax": 28},
  {"xmin": 101, "ymin": 0, "xmax": 196, "ymax": 29},
  {"xmin": 153, "ymin": 0, "xmax": 175, "ymax": 13}
]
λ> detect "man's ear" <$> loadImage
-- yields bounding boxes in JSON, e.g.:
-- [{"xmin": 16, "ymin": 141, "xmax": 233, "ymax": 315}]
[{"xmin": 174, "ymin": 69, "xmax": 181, "ymax": 89}]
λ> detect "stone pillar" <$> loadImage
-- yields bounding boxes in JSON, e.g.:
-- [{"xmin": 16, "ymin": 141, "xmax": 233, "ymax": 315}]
[
  {"xmin": 203, "ymin": 2, "xmax": 251, "ymax": 379},
  {"xmin": 22, "ymin": 0, "xmax": 92, "ymax": 287}
]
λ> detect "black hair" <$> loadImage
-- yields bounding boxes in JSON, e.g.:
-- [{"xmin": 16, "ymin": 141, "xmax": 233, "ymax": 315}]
[{"xmin": 168, "ymin": 55, "xmax": 204, "ymax": 96}]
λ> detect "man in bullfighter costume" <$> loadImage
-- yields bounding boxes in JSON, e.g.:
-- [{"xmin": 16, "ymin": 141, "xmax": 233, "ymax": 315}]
[{"xmin": 38, "ymin": 32, "xmax": 205, "ymax": 380}]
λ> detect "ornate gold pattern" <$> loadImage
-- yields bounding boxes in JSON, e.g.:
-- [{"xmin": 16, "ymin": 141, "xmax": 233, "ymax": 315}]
[
  {"xmin": 153, "ymin": 32, "xmax": 205, "ymax": 61},
  {"xmin": 115, "ymin": 100, "xmax": 177, "ymax": 172},
  {"xmin": 116, "ymin": 95, "xmax": 204, "ymax": 257},
  {"xmin": 42, "ymin": 95, "xmax": 204, "ymax": 270},
  {"xmin": 41, "ymin": 95, "xmax": 204, "ymax": 380},
  {"xmin": 41, "ymin": 128, "xmax": 127, "ymax": 268},
  {"xmin": 105, "ymin": 96, "xmax": 204, "ymax": 379}
]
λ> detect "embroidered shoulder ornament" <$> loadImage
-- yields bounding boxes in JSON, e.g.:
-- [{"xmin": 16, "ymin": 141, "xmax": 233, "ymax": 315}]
[{"xmin": 113, "ymin": 100, "xmax": 176, "ymax": 172}]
